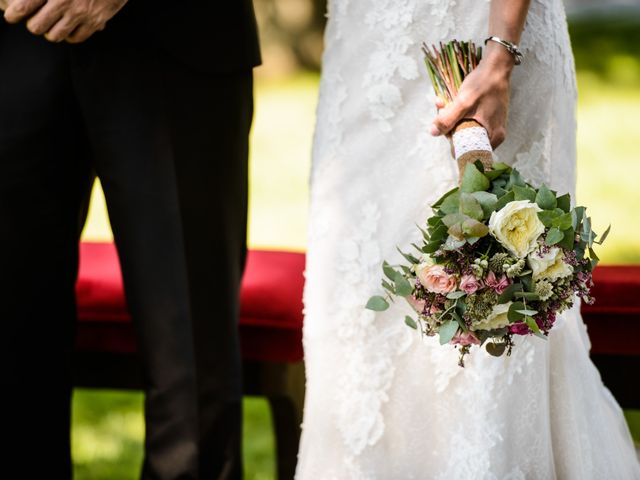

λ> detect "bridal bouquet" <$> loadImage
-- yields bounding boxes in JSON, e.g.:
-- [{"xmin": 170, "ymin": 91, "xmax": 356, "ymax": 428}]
[{"xmin": 365, "ymin": 41, "xmax": 608, "ymax": 366}]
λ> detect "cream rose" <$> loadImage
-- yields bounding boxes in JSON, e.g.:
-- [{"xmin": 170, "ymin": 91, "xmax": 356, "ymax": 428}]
[
  {"xmin": 528, "ymin": 247, "xmax": 573, "ymax": 282},
  {"xmin": 488, "ymin": 200, "xmax": 545, "ymax": 258},
  {"xmin": 471, "ymin": 302, "xmax": 512, "ymax": 331}
]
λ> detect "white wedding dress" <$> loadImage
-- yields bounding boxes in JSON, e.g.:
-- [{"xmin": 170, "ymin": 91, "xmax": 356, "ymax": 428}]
[{"xmin": 296, "ymin": 0, "xmax": 640, "ymax": 479}]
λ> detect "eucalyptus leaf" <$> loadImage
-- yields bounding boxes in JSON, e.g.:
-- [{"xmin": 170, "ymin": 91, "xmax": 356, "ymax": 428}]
[
  {"xmin": 432, "ymin": 187, "xmax": 459, "ymax": 208},
  {"xmin": 545, "ymin": 227, "xmax": 564, "ymax": 246},
  {"xmin": 551, "ymin": 212, "xmax": 573, "ymax": 230},
  {"xmin": 442, "ymin": 213, "xmax": 467, "ymax": 227},
  {"xmin": 396, "ymin": 247, "xmax": 420, "ymax": 265},
  {"xmin": 438, "ymin": 320, "xmax": 460, "ymax": 345},
  {"xmin": 594, "ymin": 224, "xmax": 611, "ymax": 245},
  {"xmin": 366, "ymin": 296, "xmax": 389, "ymax": 311},
  {"xmin": 439, "ymin": 191, "xmax": 460, "ymax": 214},
  {"xmin": 513, "ymin": 185, "xmax": 537, "ymax": 202},
  {"xmin": 446, "ymin": 291, "xmax": 466, "ymax": 300},
  {"xmin": 462, "ymin": 218, "xmax": 490, "ymax": 237},
  {"xmin": 381, "ymin": 279, "xmax": 395, "ymax": 294},
  {"xmin": 572, "ymin": 206, "xmax": 586, "ymax": 230},
  {"xmin": 471, "ymin": 191, "xmax": 499, "ymax": 218},
  {"xmin": 508, "ymin": 301, "xmax": 526, "ymax": 322},
  {"xmin": 513, "ymin": 291, "xmax": 541, "ymax": 301},
  {"xmin": 486, "ymin": 342, "xmax": 507, "ymax": 357},
  {"xmin": 537, "ymin": 210, "xmax": 559, "ymax": 228},
  {"xmin": 557, "ymin": 227, "xmax": 575, "ymax": 250},
  {"xmin": 556, "ymin": 193, "xmax": 571, "ymax": 213},
  {"xmin": 491, "ymin": 162, "xmax": 511, "ymax": 172},
  {"xmin": 535, "ymin": 184, "xmax": 557, "ymax": 210},
  {"xmin": 429, "ymin": 225, "xmax": 449, "ymax": 242},
  {"xmin": 405, "ymin": 315, "xmax": 418, "ymax": 329},
  {"xmin": 460, "ymin": 163, "xmax": 490, "ymax": 193},
  {"xmin": 525, "ymin": 315, "xmax": 541, "ymax": 334},
  {"xmin": 491, "ymin": 185, "xmax": 507, "ymax": 197},
  {"xmin": 516, "ymin": 309, "xmax": 538, "ymax": 316},
  {"xmin": 507, "ymin": 169, "xmax": 526, "ymax": 188},
  {"xmin": 394, "ymin": 272, "xmax": 413, "ymax": 296},
  {"xmin": 448, "ymin": 223, "xmax": 465, "ymax": 240},
  {"xmin": 427, "ymin": 216, "xmax": 442, "ymax": 227},
  {"xmin": 382, "ymin": 261, "xmax": 397, "ymax": 281},
  {"xmin": 422, "ymin": 241, "xmax": 440, "ymax": 254},
  {"xmin": 460, "ymin": 193, "xmax": 484, "ymax": 220},
  {"xmin": 495, "ymin": 191, "xmax": 515, "ymax": 211}
]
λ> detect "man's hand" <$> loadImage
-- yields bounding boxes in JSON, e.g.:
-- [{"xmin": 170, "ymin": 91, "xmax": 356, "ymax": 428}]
[{"xmin": 4, "ymin": 0, "xmax": 128, "ymax": 43}]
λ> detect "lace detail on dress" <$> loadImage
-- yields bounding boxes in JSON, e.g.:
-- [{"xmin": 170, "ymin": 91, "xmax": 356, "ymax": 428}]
[
  {"xmin": 521, "ymin": 0, "xmax": 577, "ymax": 96},
  {"xmin": 362, "ymin": 1, "xmax": 420, "ymax": 132},
  {"xmin": 510, "ymin": 135, "xmax": 549, "ymax": 188},
  {"xmin": 333, "ymin": 201, "xmax": 413, "ymax": 458},
  {"xmin": 310, "ymin": 71, "xmax": 348, "ymax": 183}
]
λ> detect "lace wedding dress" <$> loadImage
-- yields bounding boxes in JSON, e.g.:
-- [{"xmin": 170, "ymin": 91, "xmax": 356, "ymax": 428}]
[{"xmin": 296, "ymin": 1, "xmax": 640, "ymax": 479}]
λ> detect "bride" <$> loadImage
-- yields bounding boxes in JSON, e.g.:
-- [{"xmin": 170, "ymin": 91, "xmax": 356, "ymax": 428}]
[{"xmin": 296, "ymin": 0, "xmax": 640, "ymax": 478}]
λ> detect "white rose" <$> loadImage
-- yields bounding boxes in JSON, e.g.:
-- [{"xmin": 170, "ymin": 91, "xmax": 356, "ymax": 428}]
[
  {"xmin": 528, "ymin": 247, "xmax": 573, "ymax": 282},
  {"xmin": 471, "ymin": 302, "xmax": 512, "ymax": 331},
  {"xmin": 488, "ymin": 200, "xmax": 545, "ymax": 258}
]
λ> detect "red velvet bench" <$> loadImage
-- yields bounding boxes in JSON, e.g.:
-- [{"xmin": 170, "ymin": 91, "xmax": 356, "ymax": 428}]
[
  {"xmin": 73, "ymin": 242, "xmax": 640, "ymax": 477},
  {"xmin": 73, "ymin": 242, "xmax": 305, "ymax": 479},
  {"xmin": 582, "ymin": 265, "xmax": 640, "ymax": 409}
]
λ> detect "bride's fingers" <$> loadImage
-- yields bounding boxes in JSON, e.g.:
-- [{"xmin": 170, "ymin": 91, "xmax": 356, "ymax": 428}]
[
  {"xmin": 428, "ymin": 95, "xmax": 446, "ymax": 111},
  {"xmin": 489, "ymin": 126, "xmax": 506, "ymax": 149},
  {"xmin": 430, "ymin": 95, "xmax": 471, "ymax": 136}
]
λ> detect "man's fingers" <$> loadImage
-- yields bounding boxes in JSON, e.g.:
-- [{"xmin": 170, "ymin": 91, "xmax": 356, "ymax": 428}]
[
  {"xmin": 4, "ymin": 0, "xmax": 46, "ymax": 23},
  {"xmin": 26, "ymin": 0, "xmax": 67, "ymax": 36},
  {"xmin": 44, "ymin": 14, "xmax": 79, "ymax": 42}
]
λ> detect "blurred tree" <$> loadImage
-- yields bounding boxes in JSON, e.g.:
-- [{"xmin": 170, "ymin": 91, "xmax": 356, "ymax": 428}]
[{"xmin": 254, "ymin": 0, "xmax": 327, "ymax": 76}]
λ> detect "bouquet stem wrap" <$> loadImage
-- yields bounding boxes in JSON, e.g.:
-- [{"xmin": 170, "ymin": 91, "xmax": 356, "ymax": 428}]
[{"xmin": 452, "ymin": 119, "xmax": 494, "ymax": 180}]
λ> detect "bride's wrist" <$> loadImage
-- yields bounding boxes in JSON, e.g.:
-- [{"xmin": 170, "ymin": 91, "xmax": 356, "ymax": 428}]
[{"xmin": 482, "ymin": 42, "xmax": 516, "ymax": 76}]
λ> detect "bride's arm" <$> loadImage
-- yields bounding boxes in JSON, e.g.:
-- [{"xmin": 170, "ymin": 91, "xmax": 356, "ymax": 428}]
[{"xmin": 429, "ymin": 0, "xmax": 532, "ymax": 148}]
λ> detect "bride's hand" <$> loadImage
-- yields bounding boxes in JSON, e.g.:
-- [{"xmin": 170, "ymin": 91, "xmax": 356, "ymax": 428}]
[{"xmin": 429, "ymin": 44, "xmax": 515, "ymax": 149}]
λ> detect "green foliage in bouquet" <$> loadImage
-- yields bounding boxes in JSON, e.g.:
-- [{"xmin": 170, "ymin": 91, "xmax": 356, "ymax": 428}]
[{"xmin": 365, "ymin": 161, "xmax": 609, "ymax": 366}]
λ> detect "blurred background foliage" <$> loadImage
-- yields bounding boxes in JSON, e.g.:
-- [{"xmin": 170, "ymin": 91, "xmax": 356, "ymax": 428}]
[{"xmin": 75, "ymin": 2, "xmax": 640, "ymax": 479}]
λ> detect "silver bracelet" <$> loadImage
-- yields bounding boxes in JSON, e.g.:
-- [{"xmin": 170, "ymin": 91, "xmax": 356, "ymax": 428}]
[{"xmin": 484, "ymin": 36, "xmax": 523, "ymax": 65}]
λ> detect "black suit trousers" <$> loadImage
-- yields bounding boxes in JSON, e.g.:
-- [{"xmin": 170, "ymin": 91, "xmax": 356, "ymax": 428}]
[{"xmin": 0, "ymin": 23, "xmax": 252, "ymax": 480}]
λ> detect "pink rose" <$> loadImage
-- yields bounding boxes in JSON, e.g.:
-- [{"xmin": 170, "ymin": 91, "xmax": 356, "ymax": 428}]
[
  {"xmin": 405, "ymin": 295, "xmax": 427, "ymax": 314},
  {"xmin": 485, "ymin": 271, "xmax": 510, "ymax": 294},
  {"xmin": 450, "ymin": 331, "xmax": 481, "ymax": 346},
  {"xmin": 460, "ymin": 274, "xmax": 483, "ymax": 294},
  {"xmin": 417, "ymin": 265, "xmax": 457, "ymax": 294}
]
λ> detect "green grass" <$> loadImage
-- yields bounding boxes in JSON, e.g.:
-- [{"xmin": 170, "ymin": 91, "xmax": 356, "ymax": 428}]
[{"xmin": 72, "ymin": 390, "xmax": 275, "ymax": 480}]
